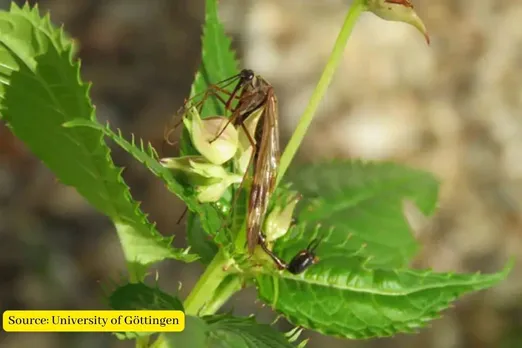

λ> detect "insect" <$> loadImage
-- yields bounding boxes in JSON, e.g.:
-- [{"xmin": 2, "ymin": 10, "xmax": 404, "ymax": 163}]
[
  {"xmin": 167, "ymin": 69, "xmax": 322, "ymax": 274},
  {"xmin": 223, "ymin": 70, "xmax": 321, "ymax": 275},
  {"xmin": 258, "ymin": 232, "xmax": 322, "ymax": 275}
]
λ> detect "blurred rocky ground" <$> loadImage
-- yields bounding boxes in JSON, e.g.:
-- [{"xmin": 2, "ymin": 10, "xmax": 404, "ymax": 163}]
[{"xmin": 0, "ymin": 0, "xmax": 521, "ymax": 347}]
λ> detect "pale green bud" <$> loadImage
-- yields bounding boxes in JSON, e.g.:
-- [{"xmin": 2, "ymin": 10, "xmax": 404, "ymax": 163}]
[
  {"xmin": 196, "ymin": 173, "xmax": 243, "ymax": 203},
  {"xmin": 367, "ymin": 0, "xmax": 430, "ymax": 45},
  {"xmin": 264, "ymin": 193, "xmax": 301, "ymax": 243},
  {"xmin": 183, "ymin": 105, "xmax": 239, "ymax": 165},
  {"xmin": 160, "ymin": 156, "xmax": 243, "ymax": 203},
  {"xmin": 235, "ymin": 107, "xmax": 264, "ymax": 174},
  {"xmin": 188, "ymin": 157, "xmax": 230, "ymax": 180},
  {"xmin": 236, "ymin": 146, "xmax": 254, "ymax": 176},
  {"xmin": 160, "ymin": 156, "xmax": 223, "ymax": 186}
]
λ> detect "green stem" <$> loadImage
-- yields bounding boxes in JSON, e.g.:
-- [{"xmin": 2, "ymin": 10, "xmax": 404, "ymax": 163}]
[
  {"xmin": 150, "ymin": 335, "xmax": 166, "ymax": 348},
  {"xmin": 182, "ymin": 0, "xmax": 367, "ymax": 320},
  {"xmin": 127, "ymin": 262, "xmax": 144, "ymax": 283},
  {"xmin": 199, "ymin": 276, "xmax": 242, "ymax": 316},
  {"xmin": 136, "ymin": 337, "xmax": 150, "ymax": 348},
  {"xmin": 276, "ymin": 0, "xmax": 367, "ymax": 186},
  {"xmin": 183, "ymin": 249, "xmax": 230, "ymax": 315}
]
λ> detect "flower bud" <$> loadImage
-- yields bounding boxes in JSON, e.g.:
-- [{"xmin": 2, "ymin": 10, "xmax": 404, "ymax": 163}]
[
  {"xmin": 367, "ymin": 0, "xmax": 430, "ymax": 45},
  {"xmin": 264, "ymin": 193, "xmax": 302, "ymax": 243},
  {"xmin": 235, "ymin": 107, "xmax": 264, "ymax": 174},
  {"xmin": 160, "ymin": 156, "xmax": 221, "ymax": 185},
  {"xmin": 183, "ymin": 105, "xmax": 239, "ymax": 165},
  {"xmin": 196, "ymin": 173, "xmax": 243, "ymax": 203},
  {"xmin": 160, "ymin": 156, "xmax": 243, "ymax": 203},
  {"xmin": 188, "ymin": 157, "xmax": 230, "ymax": 179},
  {"xmin": 236, "ymin": 146, "xmax": 253, "ymax": 176}
]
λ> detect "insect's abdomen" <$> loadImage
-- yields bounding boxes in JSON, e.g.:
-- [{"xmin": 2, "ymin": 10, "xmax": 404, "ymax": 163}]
[{"xmin": 246, "ymin": 183, "xmax": 266, "ymax": 254}]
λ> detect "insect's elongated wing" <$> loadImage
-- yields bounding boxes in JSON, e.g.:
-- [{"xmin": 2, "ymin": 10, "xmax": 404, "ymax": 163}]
[
  {"xmin": 266, "ymin": 90, "xmax": 280, "ymax": 192},
  {"xmin": 246, "ymin": 89, "xmax": 280, "ymax": 254}
]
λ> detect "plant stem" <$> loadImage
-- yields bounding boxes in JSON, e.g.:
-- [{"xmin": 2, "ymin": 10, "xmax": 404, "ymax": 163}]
[
  {"xmin": 199, "ymin": 276, "xmax": 242, "ymax": 316},
  {"xmin": 136, "ymin": 337, "xmax": 150, "ymax": 348},
  {"xmin": 183, "ymin": 0, "xmax": 367, "ymax": 319},
  {"xmin": 276, "ymin": 0, "xmax": 367, "ymax": 186},
  {"xmin": 183, "ymin": 249, "xmax": 230, "ymax": 315}
]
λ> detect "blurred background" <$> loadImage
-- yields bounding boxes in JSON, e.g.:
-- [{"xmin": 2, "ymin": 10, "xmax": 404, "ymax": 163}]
[{"xmin": 1, "ymin": 0, "xmax": 521, "ymax": 347}]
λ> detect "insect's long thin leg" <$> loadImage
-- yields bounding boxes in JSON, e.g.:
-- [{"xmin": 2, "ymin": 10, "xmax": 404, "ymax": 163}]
[
  {"xmin": 163, "ymin": 120, "xmax": 183, "ymax": 146},
  {"xmin": 162, "ymin": 104, "xmax": 188, "ymax": 149},
  {"xmin": 205, "ymin": 69, "xmax": 255, "ymax": 113},
  {"xmin": 223, "ymin": 77, "xmax": 245, "ymax": 111},
  {"xmin": 163, "ymin": 77, "xmax": 245, "ymax": 149},
  {"xmin": 176, "ymin": 207, "xmax": 189, "ymax": 225},
  {"xmin": 196, "ymin": 86, "xmax": 261, "ymax": 145},
  {"xmin": 208, "ymin": 84, "xmax": 242, "ymax": 102},
  {"xmin": 208, "ymin": 88, "xmax": 261, "ymax": 143},
  {"xmin": 256, "ymin": 233, "xmax": 288, "ymax": 270},
  {"xmin": 186, "ymin": 72, "xmax": 242, "ymax": 103},
  {"xmin": 201, "ymin": 84, "xmax": 244, "ymax": 117},
  {"xmin": 204, "ymin": 91, "xmax": 240, "ymax": 142}
]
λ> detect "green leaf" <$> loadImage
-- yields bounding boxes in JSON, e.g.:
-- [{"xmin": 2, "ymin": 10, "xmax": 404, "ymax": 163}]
[
  {"xmin": 158, "ymin": 316, "xmax": 209, "ymax": 348},
  {"xmin": 156, "ymin": 314, "xmax": 297, "ymax": 348},
  {"xmin": 108, "ymin": 282, "xmax": 184, "ymax": 311},
  {"xmin": 283, "ymin": 160, "xmax": 440, "ymax": 268},
  {"xmin": 107, "ymin": 283, "xmax": 299, "ymax": 346},
  {"xmin": 108, "ymin": 282, "xmax": 184, "ymax": 340},
  {"xmin": 186, "ymin": 213, "xmax": 219, "ymax": 264},
  {"xmin": 253, "ymin": 160, "xmax": 511, "ymax": 338},
  {"xmin": 63, "ymin": 119, "xmax": 224, "ymax": 248},
  {"xmin": 189, "ymin": 0, "xmax": 239, "ymax": 118},
  {"xmin": 181, "ymin": 0, "xmax": 239, "ymax": 157},
  {"xmin": 256, "ymin": 258, "xmax": 513, "ymax": 339},
  {"xmin": 204, "ymin": 314, "xmax": 296, "ymax": 348},
  {"xmin": 0, "ymin": 3, "xmax": 195, "ymax": 271}
]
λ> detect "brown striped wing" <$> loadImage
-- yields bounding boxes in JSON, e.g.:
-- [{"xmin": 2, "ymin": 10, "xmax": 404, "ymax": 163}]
[{"xmin": 246, "ymin": 89, "xmax": 280, "ymax": 254}]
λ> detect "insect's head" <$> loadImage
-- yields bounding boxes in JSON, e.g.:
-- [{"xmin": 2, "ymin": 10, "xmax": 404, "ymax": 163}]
[
  {"xmin": 286, "ymin": 236, "xmax": 323, "ymax": 275},
  {"xmin": 239, "ymin": 69, "xmax": 255, "ymax": 82}
]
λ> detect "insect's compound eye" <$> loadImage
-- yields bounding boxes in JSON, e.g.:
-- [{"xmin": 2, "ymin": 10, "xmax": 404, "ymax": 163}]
[{"xmin": 242, "ymin": 69, "xmax": 255, "ymax": 81}]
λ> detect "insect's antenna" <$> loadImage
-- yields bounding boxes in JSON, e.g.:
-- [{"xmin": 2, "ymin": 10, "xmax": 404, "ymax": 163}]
[
  {"xmin": 224, "ymin": 70, "xmax": 254, "ymax": 111},
  {"xmin": 307, "ymin": 234, "xmax": 325, "ymax": 252},
  {"xmin": 218, "ymin": 71, "xmax": 243, "ymax": 86}
]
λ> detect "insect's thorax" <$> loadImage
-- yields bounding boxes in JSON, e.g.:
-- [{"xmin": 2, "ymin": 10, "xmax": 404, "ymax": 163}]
[{"xmin": 234, "ymin": 76, "xmax": 271, "ymax": 124}]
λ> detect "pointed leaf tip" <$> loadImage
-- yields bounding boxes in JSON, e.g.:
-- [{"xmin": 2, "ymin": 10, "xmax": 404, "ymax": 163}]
[{"xmin": 367, "ymin": 0, "xmax": 430, "ymax": 45}]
